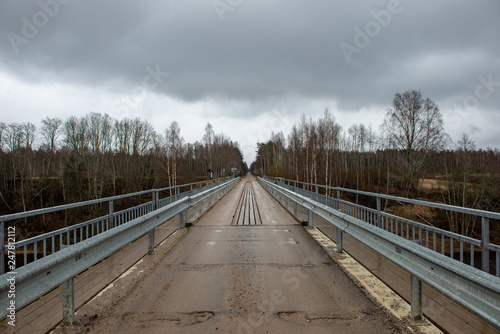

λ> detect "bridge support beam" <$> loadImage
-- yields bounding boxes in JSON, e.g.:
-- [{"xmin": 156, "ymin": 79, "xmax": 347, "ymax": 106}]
[
  {"xmin": 62, "ymin": 277, "xmax": 74, "ymax": 327},
  {"xmin": 148, "ymin": 229, "xmax": 155, "ymax": 255}
]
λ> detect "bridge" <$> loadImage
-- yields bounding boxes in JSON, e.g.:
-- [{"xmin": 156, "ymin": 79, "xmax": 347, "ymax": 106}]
[{"xmin": 1, "ymin": 174, "xmax": 499, "ymax": 333}]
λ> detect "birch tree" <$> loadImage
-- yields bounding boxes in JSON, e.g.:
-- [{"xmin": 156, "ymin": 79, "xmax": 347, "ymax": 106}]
[{"xmin": 381, "ymin": 90, "xmax": 447, "ymax": 191}]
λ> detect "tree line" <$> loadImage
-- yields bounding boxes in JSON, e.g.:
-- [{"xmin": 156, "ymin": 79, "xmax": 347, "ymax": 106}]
[
  {"xmin": 251, "ymin": 90, "xmax": 500, "ymax": 239},
  {"xmin": 0, "ymin": 113, "xmax": 246, "ymax": 237}
]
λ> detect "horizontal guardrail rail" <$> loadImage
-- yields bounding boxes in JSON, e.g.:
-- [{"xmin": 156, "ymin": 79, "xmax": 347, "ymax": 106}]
[
  {"xmin": 0, "ymin": 176, "xmax": 240, "ymax": 325},
  {"xmin": 264, "ymin": 176, "xmax": 500, "ymax": 278},
  {"xmin": 1, "ymin": 177, "xmax": 231, "ymax": 274},
  {"xmin": 259, "ymin": 177, "xmax": 500, "ymax": 328}
]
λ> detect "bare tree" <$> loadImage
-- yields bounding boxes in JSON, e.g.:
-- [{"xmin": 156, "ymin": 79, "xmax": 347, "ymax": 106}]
[
  {"xmin": 41, "ymin": 117, "xmax": 63, "ymax": 152},
  {"xmin": 318, "ymin": 109, "xmax": 338, "ymax": 193},
  {"xmin": 287, "ymin": 125, "xmax": 302, "ymax": 181},
  {"xmin": 440, "ymin": 133, "xmax": 486, "ymax": 235},
  {"xmin": 164, "ymin": 121, "xmax": 184, "ymax": 192},
  {"xmin": 23, "ymin": 122, "xmax": 37, "ymax": 150},
  {"xmin": 381, "ymin": 90, "xmax": 447, "ymax": 191},
  {"xmin": 203, "ymin": 122, "xmax": 215, "ymax": 170},
  {"xmin": 0, "ymin": 122, "xmax": 6, "ymax": 151},
  {"xmin": 5, "ymin": 123, "xmax": 25, "ymax": 152},
  {"xmin": 64, "ymin": 116, "xmax": 89, "ymax": 154},
  {"xmin": 114, "ymin": 118, "xmax": 132, "ymax": 154}
]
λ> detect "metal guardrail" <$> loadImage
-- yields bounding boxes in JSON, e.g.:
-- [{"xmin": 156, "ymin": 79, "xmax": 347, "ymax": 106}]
[
  {"xmin": 259, "ymin": 177, "xmax": 500, "ymax": 329},
  {"xmin": 0, "ymin": 176, "xmax": 239, "ymax": 324},
  {"xmin": 264, "ymin": 176, "xmax": 500, "ymax": 278},
  {"xmin": 0, "ymin": 177, "xmax": 231, "ymax": 274}
]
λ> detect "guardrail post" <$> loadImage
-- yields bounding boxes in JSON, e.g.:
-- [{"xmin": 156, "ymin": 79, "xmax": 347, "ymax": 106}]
[
  {"xmin": 199, "ymin": 201, "xmax": 203, "ymax": 217},
  {"xmin": 482, "ymin": 216, "xmax": 490, "ymax": 273},
  {"xmin": 315, "ymin": 185, "xmax": 319, "ymax": 201},
  {"xmin": 376, "ymin": 197, "xmax": 381, "ymax": 228},
  {"xmin": 410, "ymin": 274, "xmax": 423, "ymax": 322},
  {"xmin": 410, "ymin": 240, "xmax": 423, "ymax": 322},
  {"xmin": 336, "ymin": 228, "xmax": 343, "ymax": 253},
  {"xmin": 1, "ymin": 221, "xmax": 4, "ymax": 275},
  {"xmin": 293, "ymin": 201, "xmax": 298, "ymax": 216},
  {"xmin": 180, "ymin": 209, "xmax": 188, "ymax": 228},
  {"xmin": 308, "ymin": 210, "xmax": 314, "ymax": 227},
  {"xmin": 109, "ymin": 200, "xmax": 114, "ymax": 228},
  {"xmin": 62, "ymin": 276, "xmax": 75, "ymax": 327},
  {"xmin": 148, "ymin": 229, "xmax": 155, "ymax": 255}
]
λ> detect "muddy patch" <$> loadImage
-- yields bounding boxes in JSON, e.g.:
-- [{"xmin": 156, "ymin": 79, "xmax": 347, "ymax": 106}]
[
  {"xmin": 278, "ymin": 311, "xmax": 366, "ymax": 327},
  {"xmin": 123, "ymin": 311, "xmax": 215, "ymax": 327}
]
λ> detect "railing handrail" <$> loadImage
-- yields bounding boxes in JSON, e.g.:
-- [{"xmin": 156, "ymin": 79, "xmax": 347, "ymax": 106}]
[
  {"xmin": 264, "ymin": 176, "xmax": 500, "ymax": 220},
  {"xmin": 0, "ymin": 177, "xmax": 240, "ymax": 321},
  {"xmin": 259, "ymin": 177, "xmax": 500, "ymax": 329},
  {"xmin": 313, "ymin": 189, "xmax": 483, "ymax": 246},
  {"xmin": 0, "ymin": 177, "xmax": 231, "ymax": 223},
  {"xmin": 8, "ymin": 200, "xmax": 154, "ymax": 249}
]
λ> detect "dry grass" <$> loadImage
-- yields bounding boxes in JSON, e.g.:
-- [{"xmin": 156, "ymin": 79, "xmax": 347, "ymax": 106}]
[
  {"xmin": 416, "ymin": 178, "xmax": 447, "ymax": 191},
  {"xmin": 391, "ymin": 203, "xmax": 435, "ymax": 225}
]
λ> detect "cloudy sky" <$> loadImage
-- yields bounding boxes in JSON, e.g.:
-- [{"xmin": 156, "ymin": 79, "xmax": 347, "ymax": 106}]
[{"xmin": 1, "ymin": 0, "xmax": 499, "ymax": 163}]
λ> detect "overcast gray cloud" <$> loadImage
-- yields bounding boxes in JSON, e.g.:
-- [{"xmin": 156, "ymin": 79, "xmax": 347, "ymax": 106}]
[{"xmin": 1, "ymin": 0, "xmax": 499, "ymax": 163}]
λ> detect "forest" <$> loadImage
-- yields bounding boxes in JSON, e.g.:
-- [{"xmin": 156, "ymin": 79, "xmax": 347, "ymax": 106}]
[
  {"xmin": 0, "ymin": 113, "xmax": 246, "ymax": 237},
  {"xmin": 1, "ymin": 90, "xmax": 499, "ymax": 243},
  {"xmin": 251, "ymin": 91, "xmax": 500, "ymax": 241}
]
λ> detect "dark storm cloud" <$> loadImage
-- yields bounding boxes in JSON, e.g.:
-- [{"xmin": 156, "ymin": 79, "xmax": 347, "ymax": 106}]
[{"xmin": 1, "ymin": 0, "xmax": 499, "ymax": 117}]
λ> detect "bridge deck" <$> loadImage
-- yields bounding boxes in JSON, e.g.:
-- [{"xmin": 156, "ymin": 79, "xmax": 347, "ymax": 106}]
[
  {"xmin": 2, "ymin": 174, "xmax": 494, "ymax": 333},
  {"xmin": 51, "ymin": 175, "xmax": 406, "ymax": 333}
]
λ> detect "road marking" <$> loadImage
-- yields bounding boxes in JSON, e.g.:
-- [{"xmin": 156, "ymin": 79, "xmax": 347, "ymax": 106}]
[
  {"xmin": 279, "ymin": 238, "xmax": 296, "ymax": 245},
  {"xmin": 207, "ymin": 241, "xmax": 216, "ymax": 245}
]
